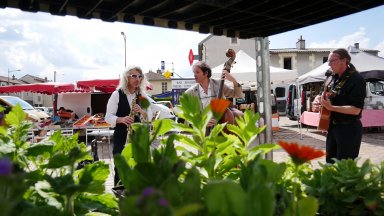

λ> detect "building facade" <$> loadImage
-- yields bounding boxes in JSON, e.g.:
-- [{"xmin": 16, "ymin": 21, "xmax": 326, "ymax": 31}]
[{"xmin": 198, "ymin": 35, "xmax": 379, "ymax": 76}]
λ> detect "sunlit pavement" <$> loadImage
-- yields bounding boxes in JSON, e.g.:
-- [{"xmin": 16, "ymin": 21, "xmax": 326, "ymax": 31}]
[
  {"xmin": 97, "ymin": 116, "xmax": 384, "ymax": 193},
  {"xmin": 273, "ymin": 116, "xmax": 384, "ymax": 168}
]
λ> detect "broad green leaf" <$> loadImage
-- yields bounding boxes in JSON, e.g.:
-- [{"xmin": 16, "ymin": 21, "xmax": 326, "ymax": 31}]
[
  {"xmin": 204, "ymin": 180, "xmax": 246, "ymax": 216},
  {"xmin": 152, "ymin": 119, "xmax": 174, "ymax": 136},
  {"xmin": 298, "ymin": 196, "xmax": 318, "ymax": 216},
  {"xmin": 77, "ymin": 161, "xmax": 110, "ymax": 193}
]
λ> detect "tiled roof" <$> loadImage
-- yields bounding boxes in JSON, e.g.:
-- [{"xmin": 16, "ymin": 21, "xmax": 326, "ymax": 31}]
[
  {"xmin": 0, "ymin": 75, "xmax": 24, "ymax": 85},
  {"xmin": 19, "ymin": 74, "xmax": 48, "ymax": 82},
  {"xmin": 145, "ymin": 71, "xmax": 167, "ymax": 81}
]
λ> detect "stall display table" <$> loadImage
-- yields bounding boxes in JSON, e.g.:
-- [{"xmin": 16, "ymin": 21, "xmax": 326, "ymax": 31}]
[
  {"xmin": 300, "ymin": 109, "xmax": 384, "ymax": 128},
  {"xmin": 85, "ymin": 127, "xmax": 113, "ymax": 145},
  {"xmin": 361, "ymin": 109, "xmax": 384, "ymax": 127},
  {"xmin": 299, "ymin": 111, "xmax": 320, "ymax": 127}
]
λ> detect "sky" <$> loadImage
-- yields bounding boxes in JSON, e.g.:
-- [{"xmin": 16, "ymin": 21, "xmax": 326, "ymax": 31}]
[{"xmin": 0, "ymin": 5, "xmax": 383, "ymax": 84}]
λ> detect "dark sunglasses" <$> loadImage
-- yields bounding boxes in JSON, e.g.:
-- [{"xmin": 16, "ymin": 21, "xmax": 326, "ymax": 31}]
[{"xmin": 129, "ymin": 74, "xmax": 144, "ymax": 79}]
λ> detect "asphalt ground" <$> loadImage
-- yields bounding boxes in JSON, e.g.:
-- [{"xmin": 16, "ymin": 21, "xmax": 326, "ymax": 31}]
[{"xmin": 96, "ymin": 116, "xmax": 384, "ymax": 192}]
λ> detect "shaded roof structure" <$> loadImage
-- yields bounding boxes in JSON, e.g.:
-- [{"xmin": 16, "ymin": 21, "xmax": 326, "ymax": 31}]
[{"xmin": 2, "ymin": 1, "xmax": 383, "ymax": 38}]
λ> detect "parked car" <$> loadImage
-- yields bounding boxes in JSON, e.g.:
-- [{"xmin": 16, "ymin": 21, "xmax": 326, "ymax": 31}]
[
  {"xmin": 272, "ymin": 83, "xmax": 291, "ymax": 116},
  {"xmin": 147, "ymin": 97, "xmax": 176, "ymax": 120},
  {"xmin": 35, "ymin": 106, "xmax": 54, "ymax": 116},
  {"xmin": 365, "ymin": 80, "xmax": 384, "ymax": 109},
  {"xmin": 286, "ymin": 84, "xmax": 301, "ymax": 120},
  {"xmin": 156, "ymin": 100, "xmax": 174, "ymax": 109},
  {"xmin": 0, "ymin": 96, "xmax": 50, "ymax": 124}
]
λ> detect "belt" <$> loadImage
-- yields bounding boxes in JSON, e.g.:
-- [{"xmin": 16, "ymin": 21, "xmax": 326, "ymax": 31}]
[{"xmin": 332, "ymin": 119, "xmax": 359, "ymax": 125}]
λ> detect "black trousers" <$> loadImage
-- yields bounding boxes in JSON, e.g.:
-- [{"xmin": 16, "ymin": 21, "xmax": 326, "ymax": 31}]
[
  {"xmin": 326, "ymin": 120, "xmax": 362, "ymax": 163},
  {"xmin": 112, "ymin": 140, "xmax": 125, "ymax": 186}
]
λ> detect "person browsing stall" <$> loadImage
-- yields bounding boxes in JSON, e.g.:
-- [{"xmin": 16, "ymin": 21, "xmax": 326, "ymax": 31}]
[
  {"xmin": 105, "ymin": 66, "xmax": 153, "ymax": 185},
  {"xmin": 320, "ymin": 48, "xmax": 366, "ymax": 163},
  {"xmin": 184, "ymin": 61, "xmax": 243, "ymax": 127}
]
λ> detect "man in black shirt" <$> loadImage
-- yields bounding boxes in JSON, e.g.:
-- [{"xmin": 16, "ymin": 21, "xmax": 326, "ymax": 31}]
[{"xmin": 320, "ymin": 48, "xmax": 366, "ymax": 163}]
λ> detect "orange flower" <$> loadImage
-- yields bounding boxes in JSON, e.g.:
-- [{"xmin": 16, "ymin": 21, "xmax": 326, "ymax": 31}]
[
  {"xmin": 210, "ymin": 98, "xmax": 230, "ymax": 120},
  {"xmin": 278, "ymin": 140, "xmax": 325, "ymax": 165}
]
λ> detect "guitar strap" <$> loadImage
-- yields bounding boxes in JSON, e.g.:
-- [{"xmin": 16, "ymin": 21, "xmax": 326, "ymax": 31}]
[{"xmin": 328, "ymin": 70, "xmax": 354, "ymax": 99}]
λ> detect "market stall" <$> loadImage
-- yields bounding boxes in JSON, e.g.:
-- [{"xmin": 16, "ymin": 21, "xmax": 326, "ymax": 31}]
[
  {"xmin": 77, "ymin": 79, "xmax": 153, "ymax": 93},
  {"xmin": 72, "ymin": 114, "xmax": 112, "ymax": 145},
  {"xmin": 0, "ymin": 82, "xmax": 77, "ymax": 95}
]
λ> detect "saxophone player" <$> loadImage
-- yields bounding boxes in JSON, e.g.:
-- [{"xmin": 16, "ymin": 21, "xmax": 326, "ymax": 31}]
[{"xmin": 105, "ymin": 66, "xmax": 152, "ymax": 186}]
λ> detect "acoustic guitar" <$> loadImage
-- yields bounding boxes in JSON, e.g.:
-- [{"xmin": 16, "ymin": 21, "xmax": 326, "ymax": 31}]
[
  {"xmin": 317, "ymin": 76, "xmax": 333, "ymax": 131},
  {"xmin": 317, "ymin": 92, "xmax": 331, "ymax": 131}
]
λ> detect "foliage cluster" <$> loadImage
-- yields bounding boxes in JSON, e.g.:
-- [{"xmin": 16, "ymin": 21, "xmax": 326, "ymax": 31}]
[{"xmin": 1, "ymin": 95, "xmax": 384, "ymax": 216}]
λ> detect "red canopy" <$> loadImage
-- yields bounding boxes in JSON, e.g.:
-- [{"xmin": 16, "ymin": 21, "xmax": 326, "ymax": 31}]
[
  {"xmin": 0, "ymin": 82, "xmax": 78, "ymax": 95},
  {"xmin": 77, "ymin": 79, "xmax": 119, "ymax": 93},
  {"xmin": 77, "ymin": 79, "xmax": 153, "ymax": 93}
]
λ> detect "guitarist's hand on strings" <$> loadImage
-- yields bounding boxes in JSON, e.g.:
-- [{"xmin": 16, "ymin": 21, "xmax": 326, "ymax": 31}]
[
  {"xmin": 221, "ymin": 69, "xmax": 240, "ymax": 86},
  {"xmin": 320, "ymin": 92, "xmax": 333, "ymax": 111},
  {"xmin": 207, "ymin": 118, "xmax": 217, "ymax": 128}
]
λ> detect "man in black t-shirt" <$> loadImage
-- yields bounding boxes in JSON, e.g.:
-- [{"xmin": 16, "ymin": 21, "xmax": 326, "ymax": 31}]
[{"xmin": 320, "ymin": 48, "xmax": 366, "ymax": 163}]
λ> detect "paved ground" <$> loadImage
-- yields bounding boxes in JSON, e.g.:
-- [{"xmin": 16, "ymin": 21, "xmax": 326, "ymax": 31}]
[{"xmin": 96, "ymin": 117, "xmax": 384, "ymax": 192}]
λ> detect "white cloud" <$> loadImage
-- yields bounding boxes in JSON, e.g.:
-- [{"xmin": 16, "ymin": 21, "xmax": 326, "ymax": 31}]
[
  {"xmin": 309, "ymin": 27, "xmax": 370, "ymax": 49},
  {"xmin": 375, "ymin": 41, "xmax": 384, "ymax": 57},
  {"xmin": 309, "ymin": 27, "xmax": 384, "ymax": 57},
  {"xmin": 0, "ymin": 8, "xmax": 207, "ymax": 84}
]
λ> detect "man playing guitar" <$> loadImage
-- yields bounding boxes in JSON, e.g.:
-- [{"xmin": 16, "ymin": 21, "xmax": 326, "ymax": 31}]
[
  {"xmin": 185, "ymin": 60, "xmax": 243, "ymax": 128},
  {"xmin": 319, "ymin": 48, "xmax": 366, "ymax": 164}
]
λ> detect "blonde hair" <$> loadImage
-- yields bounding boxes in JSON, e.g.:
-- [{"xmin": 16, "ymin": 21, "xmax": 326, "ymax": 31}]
[{"xmin": 118, "ymin": 66, "xmax": 147, "ymax": 94}]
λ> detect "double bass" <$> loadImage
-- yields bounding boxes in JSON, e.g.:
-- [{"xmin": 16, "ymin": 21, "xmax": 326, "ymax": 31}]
[{"xmin": 217, "ymin": 49, "xmax": 244, "ymax": 127}]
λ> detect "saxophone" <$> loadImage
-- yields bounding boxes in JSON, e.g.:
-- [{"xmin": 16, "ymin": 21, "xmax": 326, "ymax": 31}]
[{"xmin": 125, "ymin": 88, "xmax": 141, "ymax": 144}]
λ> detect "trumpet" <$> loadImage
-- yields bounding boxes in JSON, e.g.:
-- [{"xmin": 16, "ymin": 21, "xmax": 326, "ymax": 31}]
[{"xmin": 125, "ymin": 88, "xmax": 141, "ymax": 145}]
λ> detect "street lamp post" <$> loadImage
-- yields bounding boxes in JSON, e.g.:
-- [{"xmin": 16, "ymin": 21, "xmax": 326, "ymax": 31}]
[
  {"xmin": 8, "ymin": 68, "xmax": 21, "ymax": 86},
  {"xmin": 121, "ymin": 31, "xmax": 126, "ymax": 67}
]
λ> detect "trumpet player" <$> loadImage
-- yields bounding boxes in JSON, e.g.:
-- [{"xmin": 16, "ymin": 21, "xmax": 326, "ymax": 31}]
[{"xmin": 105, "ymin": 66, "xmax": 152, "ymax": 186}]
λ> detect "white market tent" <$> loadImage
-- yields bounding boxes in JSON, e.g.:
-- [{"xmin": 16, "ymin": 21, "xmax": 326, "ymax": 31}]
[
  {"xmin": 298, "ymin": 45, "xmax": 384, "ymax": 85},
  {"xmin": 211, "ymin": 50, "xmax": 297, "ymax": 84}
]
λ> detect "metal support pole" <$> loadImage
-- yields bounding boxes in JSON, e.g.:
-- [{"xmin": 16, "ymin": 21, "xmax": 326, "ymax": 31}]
[
  {"xmin": 121, "ymin": 32, "xmax": 126, "ymax": 67},
  {"xmin": 255, "ymin": 37, "xmax": 273, "ymax": 160}
]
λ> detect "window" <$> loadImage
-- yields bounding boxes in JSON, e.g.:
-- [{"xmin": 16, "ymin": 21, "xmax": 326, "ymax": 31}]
[
  {"xmin": 161, "ymin": 82, "xmax": 167, "ymax": 93},
  {"xmin": 283, "ymin": 57, "xmax": 292, "ymax": 70},
  {"xmin": 323, "ymin": 57, "xmax": 328, "ymax": 63},
  {"xmin": 275, "ymin": 87, "xmax": 286, "ymax": 97},
  {"xmin": 230, "ymin": 37, "xmax": 238, "ymax": 45}
]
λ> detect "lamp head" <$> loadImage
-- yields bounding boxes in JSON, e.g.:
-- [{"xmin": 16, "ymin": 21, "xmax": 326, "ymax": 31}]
[{"xmin": 121, "ymin": 32, "xmax": 125, "ymax": 35}]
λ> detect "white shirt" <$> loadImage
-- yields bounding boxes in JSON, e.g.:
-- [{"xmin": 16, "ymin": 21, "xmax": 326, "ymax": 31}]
[
  {"xmin": 198, "ymin": 82, "xmax": 213, "ymax": 109},
  {"xmin": 105, "ymin": 90, "xmax": 153, "ymax": 127}
]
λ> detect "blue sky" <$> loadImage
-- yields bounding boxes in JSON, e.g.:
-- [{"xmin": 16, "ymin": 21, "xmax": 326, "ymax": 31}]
[{"xmin": 0, "ymin": 5, "xmax": 383, "ymax": 84}]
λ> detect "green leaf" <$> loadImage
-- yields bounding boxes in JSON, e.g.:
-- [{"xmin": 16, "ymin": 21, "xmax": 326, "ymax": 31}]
[
  {"xmin": 298, "ymin": 196, "xmax": 318, "ymax": 216},
  {"xmin": 26, "ymin": 142, "xmax": 54, "ymax": 157},
  {"xmin": 204, "ymin": 180, "xmax": 246, "ymax": 216},
  {"xmin": 130, "ymin": 123, "xmax": 151, "ymax": 163},
  {"xmin": 77, "ymin": 161, "xmax": 110, "ymax": 193},
  {"xmin": 182, "ymin": 167, "xmax": 201, "ymax": 204},
  {"xmin": 152, "ymin": 118, "xmax": 174, "ymax": 136},
  {"xmin": 4, "ymin": 104, "xmax": 27, "ymax": 126},
  {"xmin": 174, "ymin": 133, "xmax": 203, "ymax": 152}
]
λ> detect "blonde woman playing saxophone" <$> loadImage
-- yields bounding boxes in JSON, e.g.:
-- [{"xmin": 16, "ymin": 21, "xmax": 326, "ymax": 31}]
[{"xmin": 105, "ymin": 66, "xmax": 153, "ymax": 186}]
